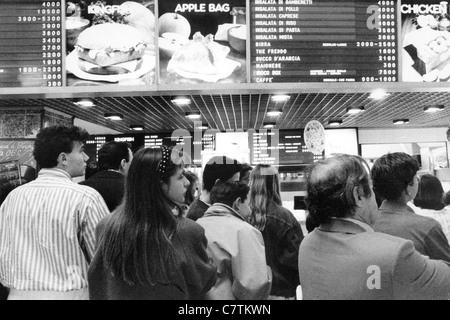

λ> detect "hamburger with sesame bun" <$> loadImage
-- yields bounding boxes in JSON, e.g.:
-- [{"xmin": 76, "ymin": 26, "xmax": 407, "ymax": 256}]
[{"xmin": 76, "ymin": 23, "xmax": 147, "ymax": 75}]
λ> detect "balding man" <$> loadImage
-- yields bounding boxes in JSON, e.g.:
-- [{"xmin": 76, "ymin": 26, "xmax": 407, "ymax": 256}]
[{"xmin": 298, "ymin": 154, "xmax": 450, "ymax": 300}]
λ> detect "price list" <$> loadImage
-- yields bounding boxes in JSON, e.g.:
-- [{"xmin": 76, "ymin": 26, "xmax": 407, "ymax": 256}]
[
  {"xmin": 0, "ymin": 0, "xmax": 64, "ymax": 88},
  {"xmin": 250, "ymin": 0, "xmax": 398, "ymax": 83}
]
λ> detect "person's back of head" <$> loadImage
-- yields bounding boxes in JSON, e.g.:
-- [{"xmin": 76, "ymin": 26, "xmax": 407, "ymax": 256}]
[
  {"xmin": 306, "ymin": 154, "xmax": 373, "ymax": 225},
  {"xmin": 248, "ymin": 164, "xmax": 281, "ymax": 230},
  {"xmin": 210, "ymin": 180, "xmax": 250, "ymax": 209},
  {"xmin": 239, "ymin": 163, "xmax": 253, "ymax": 186},
  {"xmin": 444, "ymin": 190, "xmax": 450, "ymax": 207},
  {"xmin": 414, "ymin": 174, "xmax": 445, "ymax": 211},
  {"xmin": 202, "ymin": 156, "xmax": 242, "ymax": 192},
  {"xmin": 98, "ymin": 146, "xmax": 185, "ymax": 285},
  {"xmin": 33, "ymin": 125, "xmax": 89, "ymax": 169},
  {"xmin": 97, "ymin": 141, "xmax": 132, "ymax": 173},
  {"xmin": 371, "ymin": 152, "xmax": 420, "ymax": 202}
]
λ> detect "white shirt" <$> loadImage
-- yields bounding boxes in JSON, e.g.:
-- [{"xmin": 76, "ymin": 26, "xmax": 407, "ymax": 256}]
[
  {"xmin": 417, "ymin": 206, "xmax": 450, "ymax": 245},
  {"xmin": 0, "ymin": 168, "xmax": 109, "ymax": 291}
]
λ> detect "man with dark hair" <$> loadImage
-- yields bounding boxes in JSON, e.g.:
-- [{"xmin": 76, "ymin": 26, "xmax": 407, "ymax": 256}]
[
  {"xmin": 187, "ymin": 155, "xmax": 242, "ymax": 221},
  {"xmin": 299, "ymin": 154, "xmax": 450, "ymax": 300},
  {"xmin": 80, "ymin": 141, "xmax": 133, "ymax": 212},
  {"xmin": 197, "ymin": 181, "xmax": 272, "ymax": 300},
  {"xmin": 0, "ymin": 125, "xmax": 109, "ymax": 300},
  {"xmin": 371, "ymin": 152, "xmax": 450, "ymax": 263}
]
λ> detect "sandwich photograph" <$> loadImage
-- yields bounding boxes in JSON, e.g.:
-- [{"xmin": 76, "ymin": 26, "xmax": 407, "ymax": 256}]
[
  {"xmin": 158, "ymin": 0, "xmax": 248, "ymax": 84},
  {"xmin": 65, "ymin": 0, "xmax": 156, "ymax": 86}
]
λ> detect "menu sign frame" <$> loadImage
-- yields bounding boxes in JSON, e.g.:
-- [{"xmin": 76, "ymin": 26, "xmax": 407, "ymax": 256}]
[{"xmin": 4, "ymin": 0, "xmax": 450, "ymax": 95}]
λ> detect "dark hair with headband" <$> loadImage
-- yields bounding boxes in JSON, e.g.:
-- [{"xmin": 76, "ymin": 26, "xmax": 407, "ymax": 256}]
[{"xmin": 96, "ymin": 146, "xmax": 186, "ymax": 286}]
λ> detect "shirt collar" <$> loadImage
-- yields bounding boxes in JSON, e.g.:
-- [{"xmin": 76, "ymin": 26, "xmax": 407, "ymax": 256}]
[
  {"xmin": 319, "ymin": 217, "xmax": 374, "ymax": 234},
  {"xmin": 379, "ymin": 200, "xmax": 416, "ymax": 215},
  {"xmin": 38, "ymin": 168, "xmax": 72, "ymax": 181}
]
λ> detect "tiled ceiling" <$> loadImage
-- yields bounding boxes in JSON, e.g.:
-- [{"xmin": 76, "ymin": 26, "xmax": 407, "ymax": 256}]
[{"xmin": 1, "ymin": 90, "xmax": 450, "ymax": 133}]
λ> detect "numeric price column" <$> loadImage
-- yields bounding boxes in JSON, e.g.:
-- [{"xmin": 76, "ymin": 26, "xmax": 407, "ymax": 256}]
[
  {"xmin": 377, "ymin": 0, "xmax": 397, "ymax": 82},
  {"xmin": 39, "ymin": 1, "xmax": 64, "ymax": 87}
]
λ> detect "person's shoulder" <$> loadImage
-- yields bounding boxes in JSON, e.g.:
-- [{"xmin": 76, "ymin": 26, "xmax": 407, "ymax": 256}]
[{"xmin": 177, "ymin": 216, "xmax": 206, "ymax": 238}]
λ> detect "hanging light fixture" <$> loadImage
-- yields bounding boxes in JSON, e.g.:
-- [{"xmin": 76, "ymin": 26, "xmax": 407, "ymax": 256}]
[
  {"xmin": 393, "ymin": 119, "xmax": 409, "ymax": 125},
  {"xmin": 263, "ymin": 122, "xmax": 277, "ymax": 129},
  {"xmin": 74, "ymin": 98, "xmax": 95, "ymax": 108},
  {"xmin": 328, "ymin": 119, "xmax": 343, "ymax": 127},
  {"xmin": 424, "ymin": 105, "xmax": 445, "ymax": 113},
  {"xmin": 267, "ymin": 109, "xmax": 283, "ymax": 117},
  {"xmin": 130, "ymin": 125, "xmax": 145, "ymax": 131},
  {"xmin": 271, "ymin": 95, "xmax": 290, "ymax": 102},
  {"xmin": 104, "ymin": 113, "xmax": 124, "ymax": 121},
  {"xmin": 346, "ymin": 106, "xmax": 365, "ymax": 115},
  {"xmin": 185, "ymin": 112, "xmax": 201, "ymax": 120},
  {"xmin": 172, "ymin": 96, "xmax": 191, "ymax": 105}
]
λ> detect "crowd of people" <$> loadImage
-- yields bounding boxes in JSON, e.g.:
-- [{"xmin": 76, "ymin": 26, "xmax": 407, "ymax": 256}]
[{"xmin": 1, "ymin": 124, "xmax": 450, "ymax": 300}]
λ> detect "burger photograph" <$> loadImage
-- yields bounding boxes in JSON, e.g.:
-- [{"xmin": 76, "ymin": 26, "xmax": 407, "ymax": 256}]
[
  {"xmin": 65, "ymin": 0, "xmax": 156, "ymax": 86},
  {"xmin": 158, "ymin": 0, "xmax": 247, "ymax": 84}
]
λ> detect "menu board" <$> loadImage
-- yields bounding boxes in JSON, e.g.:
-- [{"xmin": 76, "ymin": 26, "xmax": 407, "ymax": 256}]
[
  {"xmin": 250, "ymin": 0, "xmax": 398, "ymax": 83},
  {"xmin": 401, "ymin": 0, "xmax": 450, "ymax": 82},
  {"xmin": 0, "ymin": 0, "xmax": 64, "ymax": 88},
  {"xmin": 0, "ymin": 160, "xmax": 21, "ymax": 187},
  {"xmin": 249, "ymin": 129, "xmax": 319, "ymax": 166},
  {"xmin": 158, "ymin": 0, "xmax": 247, "ymax": 84},
  {"xmin": 0, "ymin": 140, "xmax": 36, "ymax": 167}
]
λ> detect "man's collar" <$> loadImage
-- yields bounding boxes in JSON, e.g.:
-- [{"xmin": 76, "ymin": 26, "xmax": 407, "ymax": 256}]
[
  {"xmin": 319, "ymin": 217, "xmax": 374, "ymax": 234},
  {"xmin": 38, "ymin": 168, "xmax": 72, "ymax": 181}
]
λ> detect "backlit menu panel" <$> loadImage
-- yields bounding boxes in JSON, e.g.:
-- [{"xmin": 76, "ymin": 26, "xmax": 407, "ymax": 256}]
[
  {"xmin": 251, "ymin": 0, "xmax": 398, "ymax": 83},
  {"xmin": 0, "ymin": 0, "xmax": 64, "ymax": 88}
]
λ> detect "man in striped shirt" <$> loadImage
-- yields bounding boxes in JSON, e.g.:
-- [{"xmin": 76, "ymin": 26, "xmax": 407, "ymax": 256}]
[{"xmin": 0, "ymin": 125, "xmax": 110, "ymax": 300}]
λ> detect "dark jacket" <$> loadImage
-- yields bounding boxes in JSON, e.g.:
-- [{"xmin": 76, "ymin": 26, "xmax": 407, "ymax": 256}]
[
  {"xmin": 186, "ymin": 198, "xmax": 210, "ymax": 221},
  {"xmin": 374, "ymin": 201, "xmax": 450, "ymax": 263},
  {"xmin": 88, "ymin": 214, "xmax": 217, "ymax": 300},
  {"xmin": 79, "ymin": 170, "xmax": 124, "ymax": 212},
  {"xmin": 262, "ymin": 201, "xmax": 304, "ymax": 298}
]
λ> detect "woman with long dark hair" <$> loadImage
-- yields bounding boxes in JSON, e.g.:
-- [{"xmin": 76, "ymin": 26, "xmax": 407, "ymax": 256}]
[
  {"xmin": 248, "ymin": 164, "xmax": 304, "ymax": 300},
  {"xmin": 88, "ymin": 146, "xmax": 217, "ymax": 300}
]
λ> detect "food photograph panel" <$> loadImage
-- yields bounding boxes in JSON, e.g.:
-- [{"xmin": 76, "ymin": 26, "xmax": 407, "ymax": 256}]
[
  {"xmin": 66, "ymin": 0, "xmax": 156, "ymax": 86},
  {"xmin": 157, "ymin": 0, "xmax": 248, "ymax": 84},
  {"xmin": 401, "ymin": 0, "xmax": 450, "ymax": 82}
]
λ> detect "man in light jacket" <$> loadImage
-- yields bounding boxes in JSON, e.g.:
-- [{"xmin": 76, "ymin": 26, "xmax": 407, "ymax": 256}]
[{"xmin": 197, "ymin": 181, "xmax": 272, "ymax": 300}]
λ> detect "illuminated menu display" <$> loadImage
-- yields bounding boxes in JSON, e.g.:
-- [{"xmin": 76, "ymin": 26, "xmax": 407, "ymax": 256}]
[
  {"xmin": 251, "ymin": 0, "xmax": 398, "ymax": 83},
  {"xmin": 0, "ymin": 0, "xmax": 64, "ymax": 88},
  {"xmin": 250, "ymin": 129, "xmax": 317, "ymax": 165}
]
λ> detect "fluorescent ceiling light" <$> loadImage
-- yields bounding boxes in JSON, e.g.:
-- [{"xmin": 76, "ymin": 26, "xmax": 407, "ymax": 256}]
[
  {"xmin": 370, "ymin": 90, "xmax": 389, "ymax": 100},
  {"xmin": 104, "ymin": 113, "xmax": 123, "ymax": 121},
  {"xmin": 185, "ymin": 112, "xmax": 201, "ymax": 120},
  {"xmin": 346, "ymin": 106, "xmax": 365, "ymax": 115},
  {"xmin": 424, "ymin": 105, "xmax": 445, "ymax": 113},
  {"xmin": 328, "ymin": 120, "xmax": 343, "ymax": 127},
  {"xmin": 267, "ymin": 110, "xmax": 283, "ymax": 117},
  {"xmin": 263, "ymin": 122, "xmax": 277, "ymax": 129},
  {"xmin": 74, "ymin": 98, "xmax": 95, "ymax": 108},
  {"xmin": 271, "ymin": 95, "xmax": 290, "ymax": 102},
  {"xmin": 393, "ymin": 119, "xmax": 409, "ymax": 125},
  {"xmin": 130, "ymin": 125, "xmax": 144, "ymax": 131},
  {"xmin": 172, "ymin": 96, "xmax": 191, "ymax": 105}
]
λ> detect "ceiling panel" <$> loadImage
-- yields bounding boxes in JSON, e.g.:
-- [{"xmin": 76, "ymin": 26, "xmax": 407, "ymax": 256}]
[{"xmin": 1, "ymin": 90, "xmax": 450, "ymax": 134}]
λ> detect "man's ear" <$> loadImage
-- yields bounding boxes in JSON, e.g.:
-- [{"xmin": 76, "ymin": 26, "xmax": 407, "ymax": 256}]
[
  {"xmin": 120, "ymin": 159, "xmax": 127, "ymax": 171},
  {"xmin": 57, "ymin": 152, "xmax": 67, "ymax": 166},
  {"xmin": 353, "ymin": 186, "xmax": 364, "ymax": 208},
  {"xmin": 232, "ymin": 197, "xmax": 241, "ymax": 211}
]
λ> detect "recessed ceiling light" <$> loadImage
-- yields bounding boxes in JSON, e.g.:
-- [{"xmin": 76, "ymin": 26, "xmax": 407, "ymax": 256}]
[
  {"xmin": 271, "ymin": 95, "xmax": 290, "ymax": 102},
  {"xmin": 74, "ymin": 98, "xmax": 95, "ymax": 108},
  {"xmin": 263, "ymin": 122, "xmax": 277, "ymax": 129},
  {"xmin": 130, "ymin": 125, "xmax": 144, "ymax": 131},
  {"xmin": 104, "ymin": 113, "xmax": 123, "ymax": 121},
  {"xmin": 328, "ymin": 120, "xmax": 343, "ymax": 127},
  {"xmin": 369, "ymin": 90, "xmax": 389, "ymax": 100},
  {"xmin": 393, "ymin": 119, "xmax": 409, "ymax": 125},
  {"xmin": 195, "ymin": 123, "xmax": 209, "ymax": 130},
  {"xmin": 424, "ymin": 105, "xmax": 445, "ymax": 113},
  {"xmin": 267, "ymin": 109, "xmax": 283, "ymax": 117},
  {"xmin": 172, "ymin": 96, "xmax": 191, "ymax": 105},
  {"xmin": 185, "ymin": 112, "xmax": 201, "ymax": 120},
  {"xmin": 346, "ymin": 106, "xmax": 365, "ymax": 115}
]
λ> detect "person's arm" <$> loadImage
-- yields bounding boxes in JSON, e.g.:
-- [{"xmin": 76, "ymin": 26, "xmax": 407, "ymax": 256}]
[
  {"xmin": 80, "ymin": 193, "xmax": 110, "ymax": 262},
  {"xmin": 277, "ymin": 218, "xmax": 304, "ymax": 274},
  {"xmin": 232, "ymin": 228, "xmax": 272, "ymax": 300},
  {"xmin": 423, "ymin": 224, "xmax": 450, "ymax": 264},
  {"xmin": 393, "ymin": 240, "xmax": 450, "ymax": 300},
  {"xmin": 177, "ymin": 219, "xmax": 217, "ymax": 299}
]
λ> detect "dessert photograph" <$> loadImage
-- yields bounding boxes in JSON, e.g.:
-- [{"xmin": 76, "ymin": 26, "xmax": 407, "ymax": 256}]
[
  {"xmin": 158, "ymin": 0, "xmax": 247, "ymax": 84},
  {"xmin": 402, "ymin": 0, "xmax": 450, "ymax": 82},
  {"xmin": 65, "ymin": 0, "xmax": 156, "ymax": 86}
]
